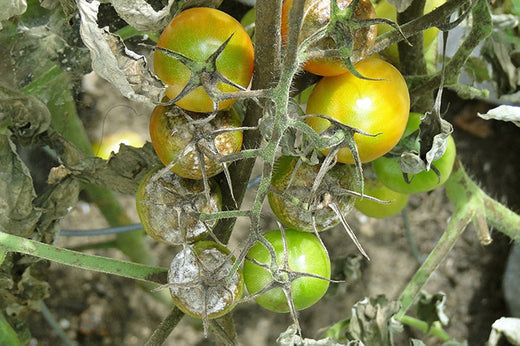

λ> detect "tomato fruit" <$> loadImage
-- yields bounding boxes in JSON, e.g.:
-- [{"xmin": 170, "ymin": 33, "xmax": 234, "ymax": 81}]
[
  {"xmin": 92, "ymin": 131, "xmax": 145, "ymax": 160},
  {"xmin": 354, "ymin": 176, "xmax": 409, "ymax": 218},
  {"xmin": 372, "ymin": 135, "xmax": 456, "ymax": 194},
  {"xmin": 281, "ymin": 0, "xmax": 377, "ymax": 76},
  {"xmin": 149, "ymin": 103, "xmax": 243, "ymax": 180},
  {"xmin": 153, "ymin": 7, "xmax": 254, "ymax": 113},
  {"xmin": 306, "ymin": 57, "xmax": 410, "ymax": 164},
  {"xmin": 243, "ymin": 229, "xmax": 331, "ymax": 313},
  {"xmin": 268, "ymin": 156, "xmax": 355, "ymax": 232},
  {"xmin": 375, "ymin": 0, "xmax": 445, "ymax": 64},
  {"xmin": 168, "ymin": 241, "xmax": 243, "ymax": 319},
  {"xmin": 136, "ymin": 167, "xmax": 222, "ymax": 245}
]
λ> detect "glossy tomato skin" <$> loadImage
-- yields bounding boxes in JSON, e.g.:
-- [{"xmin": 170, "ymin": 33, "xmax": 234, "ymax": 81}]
[
  {"xmin": 268, "ymin": 156, "xmax": 355, "ymax": 232},
  {"xmin": 243, "ymin": 229, "xmax": 331, "ymax": 313},
  {"xmin": 149, "ymin": 103, "xmax": 243, "ymax": 180},
  {"xmin": 354, "ymin": 176, "xmax": 409, "ymax": 218},
  {"xmin": 372, "ymin": 135, "xmax": 456, "ymax": 194},
  {"xmin": 154, "ymin": 8, "xmax": 254, "ymax": 113},
  {"xmin": 281, "ymin": 0, "xmax": 377, "ymax": 76},
  {"xmin": 306, "ymin": 57, "xmax": 410, "ymax": 164}
]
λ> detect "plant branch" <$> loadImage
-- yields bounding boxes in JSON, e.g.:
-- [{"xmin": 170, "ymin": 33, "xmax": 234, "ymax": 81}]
[
  {"xmin": 145, "ymin": 308, "xmax": 185, "ymax": 346},
  {"xmin": 397, "ymin": 159, "xmax": 520, "ymax": 319},
  {"xmin": 0, "ymin": 231, "xmax": 167, "ymax": 284},
  {"xmin": 212, "ymin": 0, "xmax": 283, "ymax": 243}
]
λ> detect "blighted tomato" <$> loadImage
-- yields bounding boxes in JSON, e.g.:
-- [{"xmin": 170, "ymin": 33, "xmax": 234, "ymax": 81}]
[
  {"xmin": 243, "ymin": 229, "xmax": 331, "ymax": 313},
  {"xmin": 281, "ymin": 0, "xmax": 377, "ymax": 76},
  {"xmin": 136, "ymin": 167, "xmax": 222, "ymax": 245},
  {"xmin": 149, "ymin": 103, "xmax": 243, "ymax": 180},
  {"xmin": 268, "ymin": 156, "xmax": 355, "ymax": 232},
  {"xmin": 153, "ymin": 7, "xmax": 254, "ymax": 112},
  {"xmin": 306, "ymin": 57, "xmax": 410, "ymax": 164},
  {"xmin": 168, "ymin": 241, "xmax": 243, "ymax": 319}
]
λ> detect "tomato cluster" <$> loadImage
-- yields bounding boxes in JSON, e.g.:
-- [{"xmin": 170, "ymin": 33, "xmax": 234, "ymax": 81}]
[
  {"xmin": 134, "ymin": 7, "xmax": 256, "ymax": 322},
  {"xmin": 133, "ymin": 0, "xmax": 457, "ymax": 326}
]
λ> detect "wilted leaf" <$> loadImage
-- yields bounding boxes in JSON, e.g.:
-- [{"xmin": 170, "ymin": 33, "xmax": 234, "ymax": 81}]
[
  {"xmin": 478, "ymin": 105, "xmax": 520, "ymax": 127},
  {"xmin": 416, "ymin": 291, "xmax": 449, "ymax": 328},
  {"xmin": 481, "ymin": 31, "xmax": 519, "ymax": 96},
  {"xmin": 34, "ymin": 176, "xmax": 80, "ymax": 242},
  {"xmin": 487, "ymin": 317, "xmax": 520, "ymax": 346},
  {"xmin": 110, "ymin": 0, "xmax": 176, "ymax": 32},
  {"xmin": 0, "ymin": 135, "xmax": 41, "ymax": 237},
  {"xmin": 63, "ymin": 141, "xmax": 161, "ymax": 195},
  {"xmin": 386, "ymin": 0, "xmax": 413, "ymax": 13},
  {"xmin": 0, "ymin": 84, "xmax": 51, "ymax": 140},
  {"xmin": 463, "ymin": 57, "xmax": 491, "ymax": 84},
  {"xmin": 347, "ymin": 295, "xmax": 402, "ymax": 346},
  {"xmin": 77, "ymin": 0, "xmax": 164, "ymax": 105},
  {"xmin": 277, "ymin": 324, "xmax": 347, "ymax": 346},
  {"xmin": 0, "ymin": 0, "xmax": 27, "ymax": 30}
]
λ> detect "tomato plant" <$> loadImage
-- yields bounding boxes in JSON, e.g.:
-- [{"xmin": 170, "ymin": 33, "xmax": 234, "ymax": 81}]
[
  {"xmin": 168, "ymin": 241, "xmax": 243, "ymax": 319},
  {"xmin": 281, "ymin": 0, "xmax": 377, "ymax": 76},
  {"xmin": 306, "ymin": 57, "xmax": 410, "ymax": 164},
  {"xmin": 354, "ymin": 176, "xmax": 409, "ymax": 218},
  {"xmin": 372, "ymin": 135, "xmax": 457, "ymax": 194},
  {"xmin": 268, "ymin": 155, "xmax": 355, "ymax": 232},
  {"xmin": 135, "ymin": 167, "xmax": 222, "ymax": 245},
  {"xmin": 149, "ymin": 103, "xmax": 243, "ymax": 180},
  {"xmin": 153, "ymin": 7, "xmax": 254, "ymax": 113},
  {"xmin": 242, "ymin": 229, "xmax": 331, "ymax": 313}
]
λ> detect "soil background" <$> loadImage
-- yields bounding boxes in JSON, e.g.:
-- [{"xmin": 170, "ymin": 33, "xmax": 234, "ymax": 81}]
[{"xmin": 22, "ymin": 71, "xmax": 520, "ymax": 345}]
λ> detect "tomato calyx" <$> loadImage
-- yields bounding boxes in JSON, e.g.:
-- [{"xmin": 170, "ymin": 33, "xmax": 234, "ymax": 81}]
[
  {"xmin": 154, "ymin": 34, "xmax": 247, "ymax": 114},
  {"xmin": 161, "ymin": 242, "xmax": 243, "ymax": 334},
  {"xmin": 303, "ymin": 112, "xmax": 379, "ymax": 176},
  {"xmin": 383, "ymin": 108, "xmax": 454, "ymax": 184},
  {"xmin": 242, "ymin": 229, "xmax": 332, "ymax": 331},
  {"xmin": 297, "ymin": 0, "xmax": 380, "ymax": 77}
]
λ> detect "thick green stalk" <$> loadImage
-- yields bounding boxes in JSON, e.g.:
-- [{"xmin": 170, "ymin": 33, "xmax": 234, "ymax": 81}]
[
  {"xmin": 397, "ymin": 160, "xmax": 520, "ymax": 319},
  {"xmin": 399, "ymin": 316, "xmax": 451, "ymax": 342},
  {"xmin": 396, "ymin": 211, "xmax": 472, "ymax": 319},
  {"xmin": 0, "ymin": 231, "xmax": 167, "ymax": 283},
  {"xmin": 145, "ymin": 308, "xmax": 185, "ymax": 346}
]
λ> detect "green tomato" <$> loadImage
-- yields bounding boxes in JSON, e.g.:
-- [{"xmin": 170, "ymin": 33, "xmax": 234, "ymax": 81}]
[
  {"xmin": 372, "ymin": 135, "xmax": 457, "ymax": 194},
  {"xmin": 354, "ymin": 177, "xmax": 409, "ymax": 218},
  {"xmin": 243, "ymin": 229, "xmax": 331, "ymax": 313}
]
